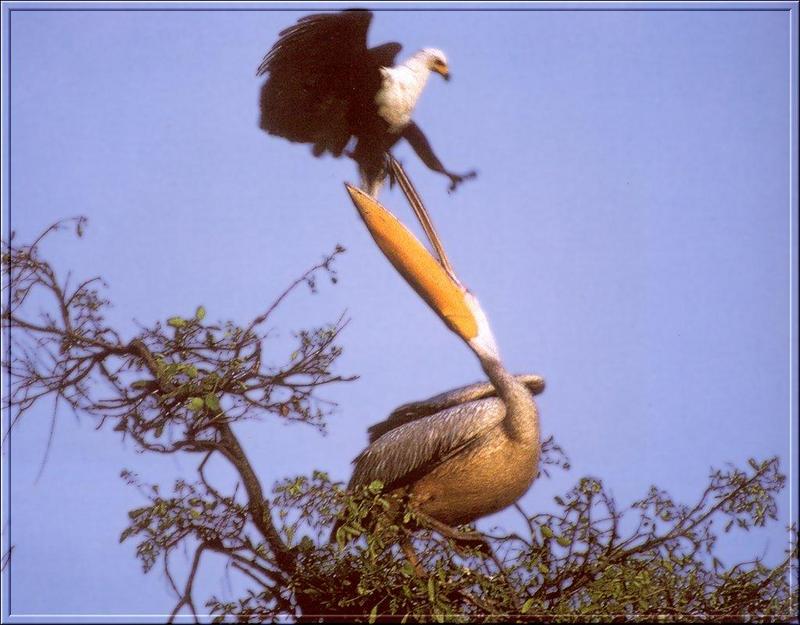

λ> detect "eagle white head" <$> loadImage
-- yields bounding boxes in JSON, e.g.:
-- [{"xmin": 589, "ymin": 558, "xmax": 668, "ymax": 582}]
[
  {"xmin": 376, "ymin": 47, "xmax": 452, "ymax": 137},
  {"xmin": 419, "ymin": 48, "xmax": 450, "ymax": 81}
]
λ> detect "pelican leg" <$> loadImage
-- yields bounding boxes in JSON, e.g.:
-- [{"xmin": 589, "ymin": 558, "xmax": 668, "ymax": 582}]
[
  {"xmin": 400, "ymin": 533, "xmax": 426, "ymax": 578},
  {"xmin": 412, "ymin": 510, "xmax": 486, "ymax": 547}
]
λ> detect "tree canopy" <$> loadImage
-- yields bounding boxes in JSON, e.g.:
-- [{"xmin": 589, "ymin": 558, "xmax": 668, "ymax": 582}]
[{"xmin": 2, "ymin": 220, "xmax": 797, "ymax": 623}]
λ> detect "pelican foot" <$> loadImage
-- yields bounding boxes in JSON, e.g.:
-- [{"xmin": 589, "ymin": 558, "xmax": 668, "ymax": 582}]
[{"xmin": 414, "ymin": 511, "xmax": 486, "ymax": 546}]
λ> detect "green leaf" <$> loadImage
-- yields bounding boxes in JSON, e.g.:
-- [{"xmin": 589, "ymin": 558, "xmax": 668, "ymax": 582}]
[
  {"xmin": 163, "ymin": 363, "xmax": 179, "ymax": 378},
  {"xmin": 204, "ymin": 393, "xmax": 220, "ymax": 412},
  {"xmin": 167, "ymin": 316, "xmax": 186, "ymax": 328},
  {"xmin": 131, "ymin": 380, "xmax": 151, "ymax": 389},
  {"xmin": 541, "ymin": 525, "xmax": 554, "ymax": 539},
  {"xmin": 195, "ymin": 306, "xmax": 206, "ymax": 321},
  {"xmin": 427, "ymin": 576, "xmax": 435, "ymax": 603},
  {"xmin": 368, "ymin": 604, "xmax": 379, "ymax": 624},
  {"xmin": 521, "ymin": 598, "xmax": 535, "ymax": 614},
  {"xmin": 128, "ymin": 507, "xmax": 148, "ymax": 519},
  {"xmin": 188, "ymin": 397, "xmax": 204, "ymax": 412},
  {"xmin": 185, "ymin": 365, "xmax": 198, "ymax": 379},
  {"xmin": 556, "ymin": 535, "xmax": 571, "ymax": 547},
  {"xmin": 368, "ymin": 480, "xmax": 384, "ymax": 493},
  {"xmin": 298, "ymin": 536, "xmax": 314, "ymax": 552}
]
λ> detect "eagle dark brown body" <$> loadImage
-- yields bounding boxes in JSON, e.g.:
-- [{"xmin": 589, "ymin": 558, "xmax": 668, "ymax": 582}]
[{"xmin": 257, "ymin": 9, "xmax": 476, "ymax": 196}]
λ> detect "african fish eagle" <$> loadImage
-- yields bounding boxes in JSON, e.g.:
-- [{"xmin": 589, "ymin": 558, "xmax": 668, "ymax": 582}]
[{"xmin": 257, "ymin": 9, "xmax": 477, "ymax": 196}]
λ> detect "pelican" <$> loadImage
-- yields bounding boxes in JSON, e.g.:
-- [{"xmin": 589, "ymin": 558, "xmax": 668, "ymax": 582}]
[{"xmin": 337, "ymin": 186, "xmax": 544, "ymax": 541}]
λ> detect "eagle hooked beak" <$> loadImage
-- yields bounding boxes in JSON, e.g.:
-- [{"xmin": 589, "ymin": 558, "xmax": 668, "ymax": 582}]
[
  {"xmin": 430, "ymin": 58, "xmax": 450, "ymax": 82},
  {"xmin": 345, "ymin": 184, "xmax": 480, "ymax": 345}
]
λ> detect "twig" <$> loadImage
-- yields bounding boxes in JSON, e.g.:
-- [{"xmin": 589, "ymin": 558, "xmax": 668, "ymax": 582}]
[{"xmin": 167, "ymin": 544, "xmax": 205, "ymax": 624}]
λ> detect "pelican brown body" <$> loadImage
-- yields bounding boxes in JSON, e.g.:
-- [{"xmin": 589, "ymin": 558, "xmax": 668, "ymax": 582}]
[
  {"xmin": 336, "ymin": 186, "xmax": 545, "ymax": 539},
  {"xmin": 350, "ymin": 371, "xmax": 543, "ymax": 530}
]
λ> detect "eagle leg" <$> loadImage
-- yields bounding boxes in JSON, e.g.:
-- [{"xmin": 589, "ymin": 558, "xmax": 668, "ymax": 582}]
[
  {"xmin": 446, "ymin": 169, "xmax": 478, "ymax": 194},
  {"xmin": 401, "ymin": 121, "xmax": 478, "ymax": 193}
]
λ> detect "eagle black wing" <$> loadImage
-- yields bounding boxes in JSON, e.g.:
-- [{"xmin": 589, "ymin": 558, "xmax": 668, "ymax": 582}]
[{"xmin": 258, "ymin": 10, "xmax": 402, "ymax": 158}]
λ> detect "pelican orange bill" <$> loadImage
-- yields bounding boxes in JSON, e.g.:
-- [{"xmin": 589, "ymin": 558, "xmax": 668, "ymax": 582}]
[{"xmin": 345, "ymin": 184, "xmax": 478, "ymax": 341}]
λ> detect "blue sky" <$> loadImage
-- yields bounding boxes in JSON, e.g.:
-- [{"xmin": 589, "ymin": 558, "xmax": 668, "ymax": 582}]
[{"xmin": 2, "ymin": 2, "xmax": 798, "ymax": 622}]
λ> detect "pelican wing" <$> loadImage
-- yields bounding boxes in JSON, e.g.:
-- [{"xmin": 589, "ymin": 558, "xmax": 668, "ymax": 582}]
[
  {"xmin": 367, "ymin": 374, "xmax": 544, "ymax": 443},
  {"xmin": 350, "ymin": 397, "xmax": 507, "ymax": 490}
]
